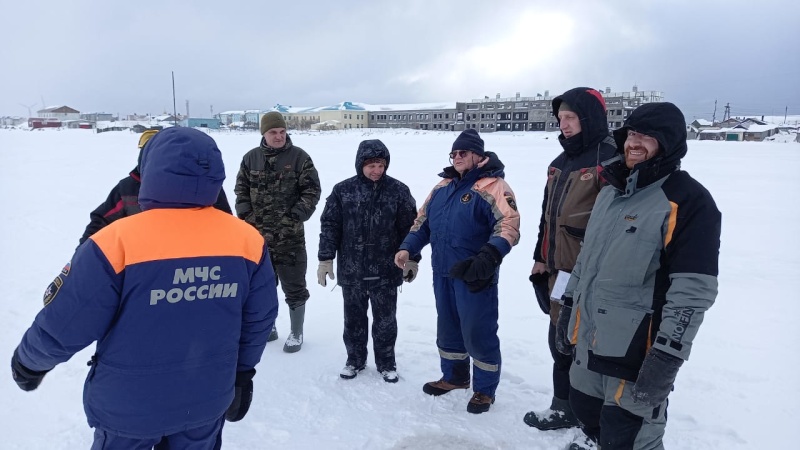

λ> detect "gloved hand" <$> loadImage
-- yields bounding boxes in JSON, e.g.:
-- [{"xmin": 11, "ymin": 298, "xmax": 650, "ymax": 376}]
[
  {"xmin": 317, "ymin": 260, "xmax": 334, "ymax": 287},
  {"xmin": 403, "ymin": 261, "xmax": 418, "ymax": 282},
  {"xmin": 225, "ymin": 369, "xmax": 256, "ymax": 422},
  {"xmin": 554, "ymin": 297, "xmax": 574, "ymax": 355},
  {"xmin": 449, "ymin": 244, "xmax": 502, "ymax": 293},
  {"xmin": 631, "ymin": 348, "xmax": 684, "ymax": 407},
  {"xmin": 11, "ymin": 350, "xmax": 50, "ymax": 392}
]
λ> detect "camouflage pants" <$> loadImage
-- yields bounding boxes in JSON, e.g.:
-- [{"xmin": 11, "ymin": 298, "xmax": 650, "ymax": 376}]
[
  {"xmin": 341, "ymin": 283, "xmax": 398, "ymax": 372},
  {"xmin": 273, "ymin": 247, "xmax": 310, "ymax": 309}
]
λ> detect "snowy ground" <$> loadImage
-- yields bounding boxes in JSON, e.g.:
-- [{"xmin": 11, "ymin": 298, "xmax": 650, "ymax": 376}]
[{"xmin": 1, "ymin": 128, "xmax": 798, "ymax": 449}]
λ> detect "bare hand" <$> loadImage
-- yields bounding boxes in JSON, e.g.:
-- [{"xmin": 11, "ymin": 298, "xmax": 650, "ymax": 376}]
[{"xmin": 394, "ymin": 250, "xmax": 410, "ymax": 269}]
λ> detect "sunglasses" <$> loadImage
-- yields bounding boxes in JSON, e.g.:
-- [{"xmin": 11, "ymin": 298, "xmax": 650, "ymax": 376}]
[{"xmin": 449, "ymin": 150, "xmax": 471, "ymax": 159}]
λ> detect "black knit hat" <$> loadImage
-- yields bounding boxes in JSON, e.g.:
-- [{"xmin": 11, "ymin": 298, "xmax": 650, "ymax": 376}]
[{"xmin": 452, "ymin": 129, "xmax": 485, "ymax": 156}]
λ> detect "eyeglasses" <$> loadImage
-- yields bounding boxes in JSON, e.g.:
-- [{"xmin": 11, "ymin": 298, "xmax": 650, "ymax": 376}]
[{"xmin": 449, "ymin": 150, "xmax": 470, "ymax": 159}]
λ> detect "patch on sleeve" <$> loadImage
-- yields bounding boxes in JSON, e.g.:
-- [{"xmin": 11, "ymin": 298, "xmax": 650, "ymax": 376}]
[
  {"xmin": 504, "ymin": 192, "xmax": 518, "ymax": 211},
  {"xmin": 61, "ymin": 262, "xmax": 71, "ymax": 277},
  {"xmin": 43, "ymin": 276, "xmax": 64, "ymax": 306}
]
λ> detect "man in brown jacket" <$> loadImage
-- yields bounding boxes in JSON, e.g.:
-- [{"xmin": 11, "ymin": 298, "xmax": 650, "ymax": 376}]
[{"xmin": 524, "ymin": 87, "xmax": 616, "ymax": 432}]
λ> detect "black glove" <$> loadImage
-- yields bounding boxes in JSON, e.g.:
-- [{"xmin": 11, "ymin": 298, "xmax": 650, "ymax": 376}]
[
  {"xmin": 529, "ymin": 272, "xmax": 551, "ymax": 315},
  {"xmin": 225, "ymin": 369, "xmax": 256, "ymax": 422},
  {"xmin": 449, "ymin": 244, "xmax": 502, "ymax": 293},
  {"xmin": 11, "ymin": 350, "xmax": 50, "ymax": 392},
  {"xmin": 554, "ymin": 297, "xmax": 574, "ymax": 355},
  {"xmin": 631, "ymin": 348, "xmax": 683, "ymax": 407}
]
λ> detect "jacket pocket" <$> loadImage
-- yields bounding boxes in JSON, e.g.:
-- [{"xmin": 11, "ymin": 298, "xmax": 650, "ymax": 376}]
[
  {"xmin": 596, "ymin": 233, "xmax": 659, "ymax": 294},
  {"xmin": 587, "ymin": 301, "xmax": 652, "ymax": 381},
  {"xmin": 553, "ymin": 225, "xmax": 585, "ymax": 271}
]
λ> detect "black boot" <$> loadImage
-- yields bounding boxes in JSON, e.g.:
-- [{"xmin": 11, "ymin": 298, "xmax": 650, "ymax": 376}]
[
  {"xmin": 523, "ymin": 396, "xmax": 579, "ymax": 430},
  {"xmin": 267, "ymin": 325, "xmax": 278, "ymax": 342}
]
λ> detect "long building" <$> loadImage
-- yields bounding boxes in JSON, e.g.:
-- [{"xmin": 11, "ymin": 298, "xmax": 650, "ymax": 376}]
[{"xmin": 364, "ymin": 86, "xmax": 662, "ymax": 132}]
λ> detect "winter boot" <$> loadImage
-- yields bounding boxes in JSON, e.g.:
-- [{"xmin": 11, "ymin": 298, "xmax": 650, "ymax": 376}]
[
  {"xmin": 422, "ymin": 378, "xmax": 470, "ymax": 396},
  {"xmin": 467, "ymin": 392, "xmax": 495, "ymax": 414},
  {"xmin": 283, "ymin": 304, "xmax": 305, "ymax": 353},
  {"xmin": 339, "ymin": 365, "xmax": 365, "ymax": 380},
  {"xmin": 381, "ymin": 370, "xmax": 399, "ymax": 383},
  {"xmin": 523, "ymin": 396, "xmax": 580, "ymax": 430},
  {"xmin": 566, "ymin": 435, "xmax": 598, "ymax": 450},
  {"xmin": 267, "ymin": 325, "xmax": 278, "ymax": 342}
]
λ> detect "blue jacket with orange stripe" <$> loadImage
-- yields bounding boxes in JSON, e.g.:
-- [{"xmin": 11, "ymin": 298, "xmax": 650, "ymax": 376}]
[
  {"xmin": 400, "ymin": 151, "xmax": 521, "ymax": 278},
  {"xmin": 15, "ymin": 128, "xmax": 279, "ymax": 438}
]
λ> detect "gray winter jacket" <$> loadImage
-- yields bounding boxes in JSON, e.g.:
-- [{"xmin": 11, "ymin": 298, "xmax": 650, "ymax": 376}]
[{"xmin": 565, "ymin": 102, "xmax": 721, "ymax": 382}]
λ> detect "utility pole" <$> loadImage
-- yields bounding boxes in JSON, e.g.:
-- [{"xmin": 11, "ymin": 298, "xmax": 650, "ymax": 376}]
[
  {"xmin": 186, "ymin": 99, "xmax": 190, "ymax": 118},
  {"xmin": 171, "ymin": 71, "xmax": 178, "ymax": 127},
  {"xmin": 785, "ymin": 106, "xmax": 789, "ymax": 124},
  {"xmin": 711, "ymin": 100, "xmax": 717, "ymax": 124},
  {"xmin": 723, "ymin": 103, "xmax": 731, "ymax": 122}
]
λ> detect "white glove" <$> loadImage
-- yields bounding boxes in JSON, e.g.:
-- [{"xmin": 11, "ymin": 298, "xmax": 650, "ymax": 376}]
[
  {"xmin": 403, "ymin": 260, "xmax": 418, "ymax": 283},
  {"xmin": 317, "ymin": 260, "xmax": 334, "ymax": 287}
]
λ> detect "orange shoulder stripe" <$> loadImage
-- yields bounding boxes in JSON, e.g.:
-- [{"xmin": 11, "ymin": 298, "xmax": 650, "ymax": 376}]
[
  {"xmin": 665, "ymin": 201, "xmax": 678, "ymax": 247},
  {"xmin": 91, "ymin": 208, "xmax": 264, "ymax": 274}
]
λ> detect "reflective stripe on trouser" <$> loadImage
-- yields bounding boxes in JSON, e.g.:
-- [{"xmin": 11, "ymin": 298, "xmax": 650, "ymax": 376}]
[
  {"xmin": 341, "ymin": 283, "xmax": 398, "ymax": 372},
  {"xmin": 570, "ymin": 361, "xmax": 668, "ymax": 450},
  {"xmin": 433, "ymin": 276, "xmax": 501, "ymax": 397},
  {"xmin": 274, "ymin": 247, "xmax": 310, "ymax": 309},
  {"xmin": 92, "ymin": 415, "xmax": 224, "ymax": 450}
]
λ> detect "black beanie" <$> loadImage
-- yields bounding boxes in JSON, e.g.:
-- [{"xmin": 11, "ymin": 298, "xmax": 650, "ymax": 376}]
[{"xmin": 452, "ymin": 129, "xmax": 485, "ymax": 156}]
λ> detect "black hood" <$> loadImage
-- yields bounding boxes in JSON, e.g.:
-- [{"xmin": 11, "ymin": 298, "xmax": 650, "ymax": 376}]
[
  {"xmin": 355, "ymin": 139, "xmax": 390, "ymax": 179},
  {"xmin": 604, "ymin": 102, "xmax": 688, "ymax": 192},
  {"xmin": 552, "ymin": 87, "xmax": 610, "ymax": 154},
  {"xmin": 612, "ymin": 102, "xmax": 687, "ymax": 169}
]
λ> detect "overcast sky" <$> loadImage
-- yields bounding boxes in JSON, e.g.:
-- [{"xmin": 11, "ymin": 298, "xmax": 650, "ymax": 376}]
[{"xmin": 1, "ymin": 0, "xmax": 797, "ymax": 121}]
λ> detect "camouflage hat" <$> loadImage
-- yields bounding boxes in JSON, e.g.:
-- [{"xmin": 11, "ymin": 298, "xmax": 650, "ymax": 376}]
[
  {"xmin": 260, "ymin": 112, "xmax": 287, "ymax": 134},
  {"xmin": 138, "ymin": 129, "xmax": 158, "ymax": 149}
]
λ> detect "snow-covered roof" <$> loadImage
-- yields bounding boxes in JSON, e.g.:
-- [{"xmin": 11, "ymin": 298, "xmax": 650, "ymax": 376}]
[
  {"xmin": 694, "ymin": 119, "xmax": 713, "ymax": 126},
  {"xmin": 743, "ymin": 124, "xmax": 778, "ymax": 132},
  {"xmin": 96, "ymin": 120, "xmax": 154, "ymax": 130},
  {"xmin": 699, "ymin": 124, "xmax": 777, "ymax": 134},
  {"xmin": 270, "ymin": 105, "xmax": 316, "ymax": 114},
  {"xmin": 362, "ymin": 102, "xmax": 458, "ymax": 111}
]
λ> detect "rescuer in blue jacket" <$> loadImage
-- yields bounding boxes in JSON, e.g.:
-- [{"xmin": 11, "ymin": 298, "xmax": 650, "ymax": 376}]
[{"xmin": 11, "ymin": 127, "xmax": 279, "ymax": 449}]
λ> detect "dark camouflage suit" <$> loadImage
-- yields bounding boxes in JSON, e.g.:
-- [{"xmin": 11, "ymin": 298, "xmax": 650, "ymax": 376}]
[
  {"xmin": 235, "ymin": 135, "xmax": 321, "ymax": 308},
  {"xmin": 318, "ymin": 140, "xmax": 418, "ymax": 372}
]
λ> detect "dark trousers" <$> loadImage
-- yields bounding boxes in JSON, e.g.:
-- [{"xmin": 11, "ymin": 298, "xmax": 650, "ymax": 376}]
[
  {"xmin": 274, "ymin": 247, "xmax": 310, "ymax": 309},
  {"xmin": 341, "ymin": 283, "xmax": 398, "ymax": 372},
  {"xmin": 93, "ymin": 416, "xmax": 224, "ymax": 450},
  {"xmin": 548, "ymin": 322, "xmax": 573, "ymax": 399},
  {"xmin": 570, "ymin": 362, "xmax": 668, "ymax": 449}
]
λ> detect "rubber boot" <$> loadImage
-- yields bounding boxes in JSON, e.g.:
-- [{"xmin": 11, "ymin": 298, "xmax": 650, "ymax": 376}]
[
  {"xmin": 283, "ymin": 304, "xmax": 305, "ymax": 353},
  {"xmin": 523, "ymin": 396, "xmax": 579, "ymax": 430}
]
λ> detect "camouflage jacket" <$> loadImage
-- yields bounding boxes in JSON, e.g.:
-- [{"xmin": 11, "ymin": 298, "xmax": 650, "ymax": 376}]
[
  {"xmin": 318, "ymin": 140, "xmax": 418, "ymax": 287},
  {"xmin": 235, "ymin": 136, "xmax": 321, "ymax": 261}
]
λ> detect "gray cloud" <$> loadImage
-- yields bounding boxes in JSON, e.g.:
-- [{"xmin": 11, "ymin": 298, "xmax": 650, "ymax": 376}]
[{"xmin": 1, "ymin": 0, "xmax": 797, "ymax": 120}]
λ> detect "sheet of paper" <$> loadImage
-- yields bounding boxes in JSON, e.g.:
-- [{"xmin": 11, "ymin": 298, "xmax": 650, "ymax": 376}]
[{"xmin": 550, "ymin": 270, "xmax": 571, "ymax": 301}]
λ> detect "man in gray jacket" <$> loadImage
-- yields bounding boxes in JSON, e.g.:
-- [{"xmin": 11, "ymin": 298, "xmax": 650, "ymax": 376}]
[{"xmin": 555, "ymin": 102, "xmax": 721, "ymax": 450}]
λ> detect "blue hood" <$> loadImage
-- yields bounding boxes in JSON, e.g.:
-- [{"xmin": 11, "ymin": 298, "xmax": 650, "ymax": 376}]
[{"xmin": 139, "ymin": 127, "xmax": 225, "ymax": 210}]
